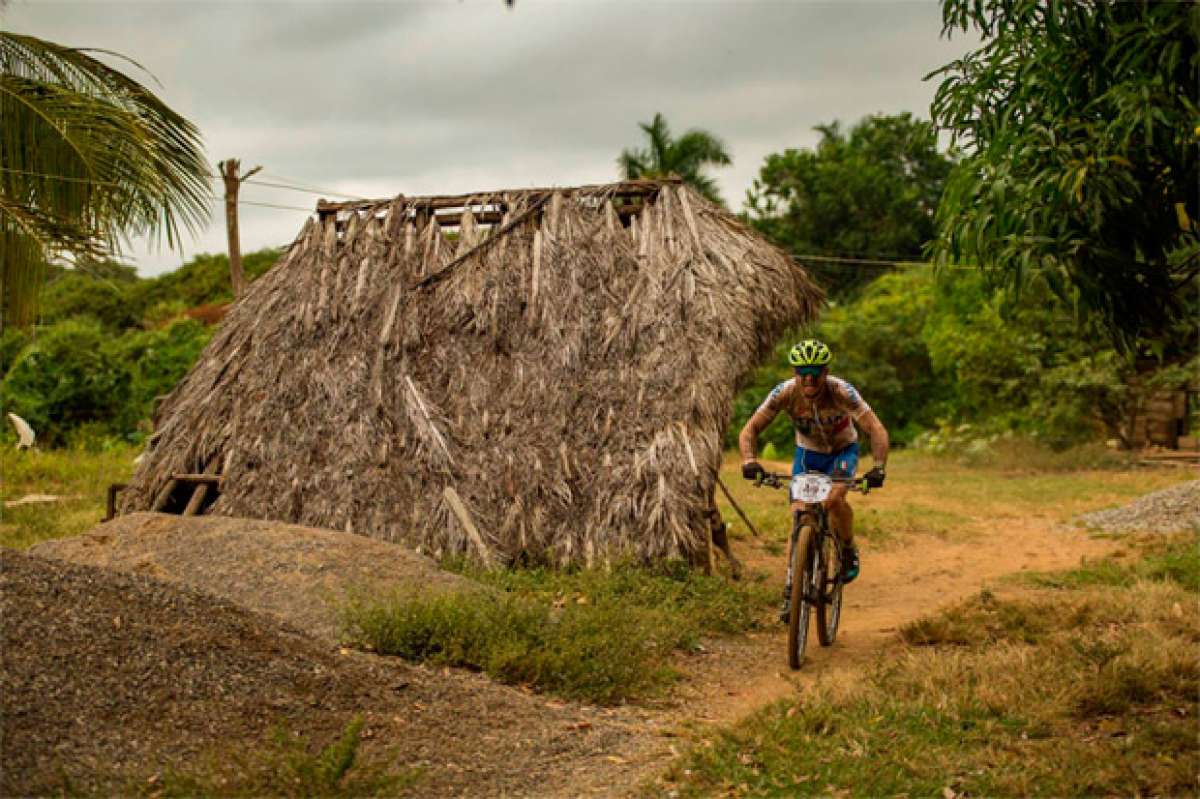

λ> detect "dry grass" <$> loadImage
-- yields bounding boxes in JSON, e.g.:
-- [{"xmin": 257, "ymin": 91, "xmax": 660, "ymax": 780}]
[{"xmin": 663, "ymin": 534, "xmax": 1199, "ymax": 797}]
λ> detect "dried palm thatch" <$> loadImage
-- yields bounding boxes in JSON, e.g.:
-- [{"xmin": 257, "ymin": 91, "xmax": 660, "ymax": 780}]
[{"xmin": 118, "ymin": 179, "xmax": 822, "ymax": 566}]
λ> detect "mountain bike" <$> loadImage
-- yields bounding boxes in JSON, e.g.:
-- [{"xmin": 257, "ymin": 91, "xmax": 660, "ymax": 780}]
[{"xmin": 755, "ymin": 470, "xmax": 871, "ymax": 669}]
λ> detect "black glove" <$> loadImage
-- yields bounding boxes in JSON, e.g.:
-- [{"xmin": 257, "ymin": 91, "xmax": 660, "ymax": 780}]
[
  {"xmin": 865, "ymin": 465, "xmax": 886, "ymax": 488},
  {"xmin": 742, "ymin": 461, "xmax": 766, "ymax": 482}
]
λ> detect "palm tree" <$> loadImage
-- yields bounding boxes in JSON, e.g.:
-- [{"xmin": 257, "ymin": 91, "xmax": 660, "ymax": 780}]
[
  {"xmin": 617, "ymin": 113, "xmax": 732, "ymax": 206},
  {"xmin": 1, "ymin": 31, "xmax": 210, "ymax": 327}
]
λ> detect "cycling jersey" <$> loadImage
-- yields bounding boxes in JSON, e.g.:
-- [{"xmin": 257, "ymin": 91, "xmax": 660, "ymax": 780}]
[{"xmin": 739, "ymin": 375, "xmax": 872, "ymax": 457}]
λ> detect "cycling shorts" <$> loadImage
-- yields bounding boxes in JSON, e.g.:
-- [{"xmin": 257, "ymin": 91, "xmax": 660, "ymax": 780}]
[{"xmin": 792, "ymin": 442, "xmax": 859, "ymax": 478}]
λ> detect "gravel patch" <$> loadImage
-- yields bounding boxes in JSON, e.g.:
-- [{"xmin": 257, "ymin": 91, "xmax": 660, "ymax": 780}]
[
  {"xmin": 1, "ymin": 548, "xmax": 648, "ymax": 797},
  {"xmin": 1074, "ymin": 480, "xmax": 1200, "ymax": 534},
  {"xmin": 32, "ymin": 512, "xmax": 485, "ymax": 642}
]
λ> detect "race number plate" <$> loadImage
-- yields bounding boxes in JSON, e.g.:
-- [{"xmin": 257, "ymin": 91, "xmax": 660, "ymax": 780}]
[{"xmin": 790, "ymin": 473, "xmax": 833, "ymax": 503}]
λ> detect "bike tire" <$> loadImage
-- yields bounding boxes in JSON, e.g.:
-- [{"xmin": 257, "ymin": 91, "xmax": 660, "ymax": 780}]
[
  {"xmin": 815, "ymin": 527, "xmax": 844, "ymax": 646},
  {"xmin": 787, "ymin": 520, "xmax": 815, "ymax": 670}
]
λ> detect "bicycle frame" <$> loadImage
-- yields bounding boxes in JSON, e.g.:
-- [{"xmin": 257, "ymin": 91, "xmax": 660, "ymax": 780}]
[{"xmin": 755, "ymin": 469, "xmax": 868, "ymax": 668}]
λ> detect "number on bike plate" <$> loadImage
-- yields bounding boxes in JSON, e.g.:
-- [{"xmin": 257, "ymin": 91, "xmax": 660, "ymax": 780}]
[{"xmin": 790, "ymin": 474, "xmax": 833, "ymax": 503}]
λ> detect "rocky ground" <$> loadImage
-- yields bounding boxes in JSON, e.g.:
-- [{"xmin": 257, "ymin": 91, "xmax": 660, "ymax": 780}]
[
  {"xmin": 1074, "ymin": 479, "xmax": 1199, "ymax": 534},
  {"xmin": 31, "ymin": 512, "xmax": 486, "ymax": 643},
  {"xmin": 1, "ymin": 543, "xmax": 648, "ymax": 797}
]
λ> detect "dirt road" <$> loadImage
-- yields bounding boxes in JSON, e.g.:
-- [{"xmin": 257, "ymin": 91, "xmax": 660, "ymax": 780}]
[{"xmin": 567, "ymin": 462, "xmax": 1135, "ymax": 796}]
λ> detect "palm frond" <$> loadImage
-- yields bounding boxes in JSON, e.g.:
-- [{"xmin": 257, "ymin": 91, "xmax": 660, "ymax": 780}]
[{"xmin": 0, "ymin": 31, "xmax": 210, "ymax": 326}]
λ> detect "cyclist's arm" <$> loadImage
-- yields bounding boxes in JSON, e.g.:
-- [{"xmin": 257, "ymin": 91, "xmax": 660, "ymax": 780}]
[
  {"xmin": 856, "ymin": 409, "xmax": 890, "ymax": 470},
  {"xmin": 738, "ymin": 404, "xmax": 780, "ymax": 463}
]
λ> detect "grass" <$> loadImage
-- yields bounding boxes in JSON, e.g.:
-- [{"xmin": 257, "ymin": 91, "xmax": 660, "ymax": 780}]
[
  {"xmin": 138, "ymin": 717, "xmax": 418, "ymax": 797},
  {"xmin": 340, "ymin": 560, "xmax": 776, "ymax": 705},
  {"xmin": 715, "ymin": 449, "xmax": 1193, "ymax": 553},
  {"xmin": 1021, "ymin": 531, "xmax": 1200, "ymax": 593},
  {"xmin": 855, "ymin": 501, "xmax": 973, "ymax": 546},
  {"xmin": 0, "ymin": 443, "xmax": 138, "ymax": 549},
  {"xmin": 660, "ymin": 534, "xmax": 1200, "ymax": 797}
]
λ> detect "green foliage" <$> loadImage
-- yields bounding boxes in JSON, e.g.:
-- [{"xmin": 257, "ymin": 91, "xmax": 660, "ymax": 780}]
[
  {"xmin": 1, "ymin": 319, "xmax": 132, "ymax": 445},
  {"xmin": 113, "ymin": 318, "xmax": 214, "ymax": 429},
  {"xmin": 618, "ymin": 112, "xmax": 732, "ymax": 205},
  {"xmin": 0, "ymin": 248, "xmax": 277, "ymax": 447},
  {"xmin": 342, "ymin": 562, "xmax": 772, "ymax": 704},
  {"xmin": 0, "ymin": 31, "xmax": 209, "ymax": 327},
  {"xmin": 130, "ymin": 248, "xmax": 280, "ymax": 312},
  {"xmin": 0, "ymin": 326, "xmax": 28, "ymax": 375},
  {"xmin": 728, "ymin": 266, "xmax": 1155, "ymax": 453},
  {"xmin": 929, "ymin": 0, "xmax": 1200, "ymax": 353},
  {"xmin": 817, "ymin": 269, "xmax": 948, "ymax": 441},
  {"xmin": 746, "ymin": 113, "xmax": 954, "ymax": 297},
  {"xmin": 0, "ymin": 316, "xmax": 213, "ymax": 446},
  {"xmin": 39, "ymin": 261, "xmax": 142, "ymax": 329}
]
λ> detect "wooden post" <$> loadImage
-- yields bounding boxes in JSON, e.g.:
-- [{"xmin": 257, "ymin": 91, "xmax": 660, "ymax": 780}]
[{"xmin": 218, "ymin": 158, "xmax": 262, "ymax": 299}]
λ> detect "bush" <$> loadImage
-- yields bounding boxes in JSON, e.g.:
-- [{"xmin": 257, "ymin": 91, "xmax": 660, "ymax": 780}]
[
  {"xmin": 1, "ymin": 319, "xmax": 132, "ymax": 446},
  {"xmin": 114, "ymin": 319, "xmax": 214, "ymax": 429},
  {"xmin": 726, "ymin": 268, "xmax": 1135, "ymax": 454},
  {"xmin": 342, "ymin": 561, "xmax": 773, "ymax": 704}
]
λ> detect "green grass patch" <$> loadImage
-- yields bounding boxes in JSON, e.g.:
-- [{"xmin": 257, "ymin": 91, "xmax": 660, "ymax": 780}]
[
  {"xmin": 0, "ymin": 444, "xmax": 137, "ymax": 549},
  {"xmin": 1024, "ymin": 531, "xmax": 1200, "ymax": 593},
  {"xmin": 143, "ymin": 717, "xmax": 416, "ymax": 797},
  {"xmin": 663, "ymin": 551, "xmax": 1199, "ymax": 797},
  {"xmin": 342, "ymin": 562, "xmax": 774, "ymax": 705}
]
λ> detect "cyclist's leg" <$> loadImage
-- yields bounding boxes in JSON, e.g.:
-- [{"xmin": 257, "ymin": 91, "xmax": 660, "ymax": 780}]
[
  {"xmin": 824, "ymin": 443, "xmax": 860, "ymax": 545},
  {"xmin": 824, "ymin": 444, "xmax": 860, "ymax": 582}
]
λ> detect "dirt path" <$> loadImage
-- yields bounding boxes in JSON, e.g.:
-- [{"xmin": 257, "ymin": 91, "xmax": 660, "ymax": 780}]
[
  {"xmin": 563, "ymin": 467, "xmax": 1127, "ymax": 796},
  {"xmin": 672, "ymin": 516, "xmax": 1118, "ymax": 727}
]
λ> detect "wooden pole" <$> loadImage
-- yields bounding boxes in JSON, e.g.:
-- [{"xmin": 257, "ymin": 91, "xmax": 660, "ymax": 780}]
[{"xmin": 218, "ymin": 158, "xmax": 262, "ymax": 299}]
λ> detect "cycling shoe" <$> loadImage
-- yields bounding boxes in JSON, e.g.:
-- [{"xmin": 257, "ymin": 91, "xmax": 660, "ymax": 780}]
[{"xmin": 841, "ymin": 544, "xmax": 860, "ymax": 584}]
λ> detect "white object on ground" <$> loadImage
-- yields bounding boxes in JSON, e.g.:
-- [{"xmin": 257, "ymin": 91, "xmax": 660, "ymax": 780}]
[
  {"xmin": 4, "ymin": 494, "xmax": 62, "ymax": 508},
  {"xmin": 7, "ymin": 413, "xmax": 35, "ymax": 449}
]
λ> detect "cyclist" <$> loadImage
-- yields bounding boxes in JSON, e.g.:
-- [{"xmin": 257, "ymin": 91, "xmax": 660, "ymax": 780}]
[{"xmin": 738, "ymin": 339, "xmax": 888, "ymax": 607}]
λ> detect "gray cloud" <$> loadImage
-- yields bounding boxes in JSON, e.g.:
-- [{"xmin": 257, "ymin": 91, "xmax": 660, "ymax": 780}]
[{"xmin": 4, "ymin": 0, "xmax": 970, "ymax": 273}]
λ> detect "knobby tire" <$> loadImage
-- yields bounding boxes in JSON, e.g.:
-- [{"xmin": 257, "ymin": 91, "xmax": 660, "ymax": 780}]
[
  {"xmin": 815, "ymin": 525, "xmax": 844, "ymax": 646},
  {"xmin": 787, "ymin": 520, "xmax": 815, "ymax": 670}
]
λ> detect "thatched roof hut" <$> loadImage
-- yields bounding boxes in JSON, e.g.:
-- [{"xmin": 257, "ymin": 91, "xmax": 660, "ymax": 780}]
[{"xmin": 119, "ymin": 179, "xmax": 822, "ymax": 565}]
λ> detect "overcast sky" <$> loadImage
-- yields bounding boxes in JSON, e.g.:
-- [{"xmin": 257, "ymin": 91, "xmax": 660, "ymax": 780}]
[{"xmin": 5, "ymin": 0, "xmax": 972, "ymax": 276}]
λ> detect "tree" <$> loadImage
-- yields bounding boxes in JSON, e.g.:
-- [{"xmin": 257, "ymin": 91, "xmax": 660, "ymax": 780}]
[
  {"xmin": 618, "ymin": 112, "xmax": 732, "ymax": 205},
  {"xmin": 745, "ymin": 113, "xmax": 954, "ymax": 297},
  {"xmin": 928, "ymin": 0, "xmax": 1199, "ymax": 354},
  {"xmin": 0, "ymin": 32, "xmax": 209, "ymax": 327}
]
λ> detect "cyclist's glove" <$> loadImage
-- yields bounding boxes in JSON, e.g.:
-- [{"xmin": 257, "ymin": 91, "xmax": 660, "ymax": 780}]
[
  {"xmin": 865, "ymin": 466, "xmax": 886, "ymax": 488},
  {"xmin": 742, "ymin": 461, "xmax": 765, "ymax": 482}
]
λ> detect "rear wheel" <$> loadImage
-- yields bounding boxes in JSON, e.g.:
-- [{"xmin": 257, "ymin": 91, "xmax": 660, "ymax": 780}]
[
  {"xmin": 787, "ymin": 519, "xmax": 815, "ymax": 670},
  {"xmin": 815, "ymin": 525, "xmax": 844, "ymax": 646}
]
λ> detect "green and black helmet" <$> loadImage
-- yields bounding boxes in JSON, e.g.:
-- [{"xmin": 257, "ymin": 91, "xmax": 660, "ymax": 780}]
[{"xmin": 787, "ymin": 339, "xmax": 833, "ymax": 368}]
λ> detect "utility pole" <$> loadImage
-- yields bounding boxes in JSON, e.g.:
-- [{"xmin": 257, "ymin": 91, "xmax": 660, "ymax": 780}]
[{"xmin": 218, "ymin": 158, "xmax": 262, "ymax": 299}]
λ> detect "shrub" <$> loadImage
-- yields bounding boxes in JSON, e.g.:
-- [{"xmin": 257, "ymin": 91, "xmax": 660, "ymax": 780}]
[
  {"xmin": 342, "ymin": 561, "xmax": 773, "ymax": 704},
  {"xmin": 0, "ymin": 319, "xmax": 132, "ymax": 445},
  {"xmin": 114, "ymin": 319, "xmax": 214, "ymax": 428}
]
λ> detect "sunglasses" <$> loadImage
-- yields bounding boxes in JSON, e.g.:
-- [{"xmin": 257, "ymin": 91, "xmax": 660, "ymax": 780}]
[{"xmin": 795, "ymin": 366, "xmax": 825, "ymax": 378}]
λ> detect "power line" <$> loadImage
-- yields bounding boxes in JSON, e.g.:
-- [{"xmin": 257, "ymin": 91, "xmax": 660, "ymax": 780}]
[
  {"xmin": 0, "ymin": 166, "xmax": 316, "ymax": 213},
  {"xmin": 204, "ymin": 171, "xmax": 367, "ymax": 201},
  {"xmin": 253, "ymin": 171, "xmax": 364, "ymax": 200}
]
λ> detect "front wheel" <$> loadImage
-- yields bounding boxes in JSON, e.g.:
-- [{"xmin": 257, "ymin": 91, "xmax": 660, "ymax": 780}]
[
  {"xmin": 787, "ymin": 521, "xmax": 815, "ymax": 670},
  {"xmin": 815, "ymin": 529, "xmax": 844, "ymax": 646}
]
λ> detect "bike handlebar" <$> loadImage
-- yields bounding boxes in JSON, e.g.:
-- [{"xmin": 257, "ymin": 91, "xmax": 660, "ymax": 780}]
[{"xmin": 754, "ymin": 471, "xmax": 872, "ymax": 495}]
